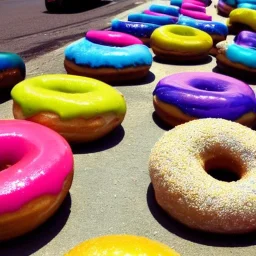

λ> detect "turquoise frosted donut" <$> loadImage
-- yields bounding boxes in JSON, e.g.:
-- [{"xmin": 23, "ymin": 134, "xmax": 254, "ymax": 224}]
[
  {"xmin": 128, "ymin": 13, "xmax": 177, "ymax": 25},
  {"xmin": 64, "ymin": 38, "xmax": 152, "ymax": 82},
  {"xmin": 0, "ymin": 52, "xmax": 26, "ymax": 89}
]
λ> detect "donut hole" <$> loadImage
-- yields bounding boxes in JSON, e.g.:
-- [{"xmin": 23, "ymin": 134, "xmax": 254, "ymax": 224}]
[
  {"xmin": 0, "ymin": 136, "xmax": 31, "ymax": 171},
  {"xmin": 204, "ymin": 155, "xmax": 243, "ymax": 182},
  {"xmin": 0, "ymin": 162, "xmax": 12, "ymax": 171},
  {"xmin": 190, "ymin": 78, "xmax": 228, "ymax": 92},
  {"xmin": 171, "ymin": 27, "xmax": 196, "ymax": 36}
]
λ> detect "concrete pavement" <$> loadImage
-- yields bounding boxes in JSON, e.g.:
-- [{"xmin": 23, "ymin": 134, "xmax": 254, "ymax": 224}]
[{"xmin": 1, "ymin": 1, "xmax": 256, "ymax": 255}]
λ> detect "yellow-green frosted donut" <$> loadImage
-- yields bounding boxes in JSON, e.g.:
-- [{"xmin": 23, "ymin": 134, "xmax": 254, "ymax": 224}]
[
  {"xmin": 228, "ymin": 8, "xmax": 256, "ymax": 31},
  {"xmin": 150, "ymin": 25, "xmax": 213, "ymax": 60},
  {"xmin": 11, "ymin": 74, "xmax": 126, "ymax": 119},
  {"xmin": 11, "ymin": 74, "xmax": 127, "ymax": 143}
]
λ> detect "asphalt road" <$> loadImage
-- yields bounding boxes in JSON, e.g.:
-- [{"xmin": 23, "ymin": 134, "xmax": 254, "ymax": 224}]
[{"xmin": 0, "ymin": 0, "xmax": 146, "ymax": 61}]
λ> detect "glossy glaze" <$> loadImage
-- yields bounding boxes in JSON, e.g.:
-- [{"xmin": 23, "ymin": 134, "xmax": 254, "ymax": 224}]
[
  {"xmin": 234, "ymin": 30, "xmax": 256, "ymax": 48},
  {"xmin": 177, "ymin": 15, "xmax": 228, "ymax": 35},
  {"xmin": 181, "ymin": 3, "xmax": 206, "ymax": 12},
  {"xmin": 111, "ymin": 19, "xmax": 160, "ymax": 38},
  {"xmin": 0, "ymin": 52, "xmax": 25, "ymax": 77},
  {"xmin": 65, "ymin": 38, "xmax": 152, "ymax": 69},
  {"xmin": 180, "ymin": 8, "xmax": 212, "ymax": 20},
  {"xmin": 65, "ymin": 235, "xmax": 180, "ymax": 256},
  {"xmin": 11, "ymin": 74, "xmax": 127, "ymax": 119},
  {"xmin": 226, "ymin": 43, "xmax": 256, "ymax": 68},
  {"xmin": 153, "ymin": 72, "xmax": 256, "ymax": 120},
  {"xmin": 229, "ymin": 8, "xmax": 256, "ymax": 31},
  {"xmin": 149, "ymin": 4, "xmax": 180, "ymax": 16},
  {"xmin": 86, "ymin": 30, "xmax": 142, "ymax": 46},
  {"xmin": 128, "ymin": 13, "xmax": 177, "ymax": 25},
  {"xmin": 0, "ymin": 120, "xmax": 73, "ymax": 214}
]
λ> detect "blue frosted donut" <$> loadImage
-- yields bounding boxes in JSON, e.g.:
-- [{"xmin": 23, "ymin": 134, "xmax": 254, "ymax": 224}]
[
  {"xmin": 128, "ymin": 13, "xmax": 177, "ymax": 25},
  {"xmin": 226, "ymin": 44, "xmax": 256, "ymax": 68},
  {"xmin": 171, "ymin": 0, "xmax": 183, "ymax": 7},
  {"xmin": 0, "ymin": 52, "xmax": 26, "ymax": 89},
  {"xmin": 149, "ymin": 4, "xmax": 180, "ymax": 16},
  {"xmin": 111, "ymin": 19, "xmax": 160, "ymax": 44},
  {"xmin": 177, "ymin": 15, "xmax": 228, "ymax": 36},
  {"xmin": 64, "ymin": 38, "xmax": 153, "ymax": 82},
  {"xmin": 237, "ymin": 3, "xmax": 256, "ymax": 9},
  {"xmin": 153, "ymin": 72, "xmax": 256, "ymax": 127}
]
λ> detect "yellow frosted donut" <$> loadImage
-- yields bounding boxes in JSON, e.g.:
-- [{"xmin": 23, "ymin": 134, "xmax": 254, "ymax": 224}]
[
  {"xmin": 149, "ymin": 118, "xmax": 256, "ymax": 234},
  {"xmin": 150, "ymin": 25, "xmax": 213, "ymax": 61},
  {"xmin": 227, "ymin": 8, "xmax": 256, "ymax": 33},
  {"xmin": 64, "ymin": 234, "xmax": 180, "ymax": 255}
]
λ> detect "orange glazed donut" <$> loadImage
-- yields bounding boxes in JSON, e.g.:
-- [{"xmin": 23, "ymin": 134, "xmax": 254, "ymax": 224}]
[
  {"xmin": 149, "ymin": 118, "xmax": 256, "ymax": 234},
  {"xmin": 11, "ymin": 74, "xmax": 127, "ymax": 143},
  {"xmin": 64, "ymin": 234, "xmax": 180, "ymax": 255}
]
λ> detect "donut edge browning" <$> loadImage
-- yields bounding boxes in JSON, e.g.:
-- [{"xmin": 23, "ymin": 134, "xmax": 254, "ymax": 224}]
[
  {"xmin": 64, "ymin": 59, "xmax": 151, "ymax": 83},
  {"xmin": 13, "ymin": 102, "xmax": 125, "ymax": 143},
  {"xmin": 153, "ymin": 96, "xmax": 256, "ymax": 127},
  {"xmin": 0, "ymin": 171, "xmax": 73, "ymax": 241}
]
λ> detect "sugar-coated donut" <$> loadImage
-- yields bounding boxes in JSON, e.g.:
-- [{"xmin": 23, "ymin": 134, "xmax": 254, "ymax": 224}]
[
  {"xmin": 64, "ymin": 235, "xmax": 180, "ymax": 255},
  {"xmin": 149, "ymin": 118, "xmax": 256, "ymax": 234},
  {"xmin": 177, "ymin": 15, "xmax": 228, "ymax": 55},
  {"xmin": 0, "ymin": 52, "xmax": 26, "ymax": 89},
  {"xmin": 227, "ymin": 8, "xmax": 256, "ymax": 34},
  {"xmin": 151, "ymin": 25, "xmax": 213, "ymax": 62},
  {"xmin": 216, "ymin": 32, "xmax": 256, "ymax": 78},
  {"xmin": 11, "ymin": 74, "xmax": 127, "ymax": 143},
  {"xmin": 64, "ymin": 38, "xmax": 152, "ymax": 83},
  {"xmin": 111, "ymin": 19, "xmax": 160, "ymax": 45},
  {"xmin": 0, "ymin": 120, "xmax": 73, "ymax": 240},
  {"xmin": 86, "ymin": 30, "xmax": 143, "ymax": 46},
  {"xmin": 153, "ymin": 72, "xmax": 256, "ymax": 127}
]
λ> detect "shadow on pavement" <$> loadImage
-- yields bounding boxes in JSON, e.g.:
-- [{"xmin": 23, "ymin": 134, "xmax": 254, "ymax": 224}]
[
  {"xmin": 0, "ymin": 194, "xmax": 72, "ymax": 256},
  {"xmin": 147, "ymin": 183, "xmax": 256, "ymax": 247},
  {"xmin": 212, "ymin": 66, "xmax": 256, "ymax": 86},
  {"xmin": 152, "ymin": 111, "xmax": 172, "ymax": 131},
  {"xmin": 112, "ymin": 71, "xmax": 156, "ymax": 87},
  {"xmin": 153, "ymin": 55, "xmax": 213, "ymax": 66},
  {"xmin": 71, "ymin": 125, "xmax": 125, "ymax": 154},
  {"xmin": 0, "ymin": 88, "xmax": 12, "ymax": 104}
]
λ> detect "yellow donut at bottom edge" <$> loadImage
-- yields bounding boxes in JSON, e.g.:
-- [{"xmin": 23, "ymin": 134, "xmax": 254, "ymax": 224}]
[{"xmin": 64, "ymin": 234, "xmax": 180, "ymax": 256}]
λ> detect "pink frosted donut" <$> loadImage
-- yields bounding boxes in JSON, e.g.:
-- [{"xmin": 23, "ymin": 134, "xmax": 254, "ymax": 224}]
[
  {"xmin": 86, "ymin": 30, "xmax": 143, "ymax": 46},
  {"xmin": 0, "ymin": 120, "xmax": 74, "ymax": 241},
  {"xmin": 180, "ymin": 8, "xmax": 212, "ymax": 20},
  {"xmin": 181, "ymin": 3, "xmax": 206, "ymax": 12},
  {"xmin": 182, "ymin": 0, "xmax": 206, "ymax": 7}
]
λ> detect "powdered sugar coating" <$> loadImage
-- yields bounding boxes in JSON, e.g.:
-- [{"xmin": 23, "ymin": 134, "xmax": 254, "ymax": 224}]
[{"xmin": 149, "ymin": 118, "xmax": 256, "ymax": 233}]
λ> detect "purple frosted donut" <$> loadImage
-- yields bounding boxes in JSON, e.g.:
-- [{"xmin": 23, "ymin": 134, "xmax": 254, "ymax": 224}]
[
  {"xmin": 153, "ymin": 72, "xmax": 256, "ymax": 126},
  {"xmin": 234, "ymin": 31, "xmax": 256, "ymax": 49}
]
